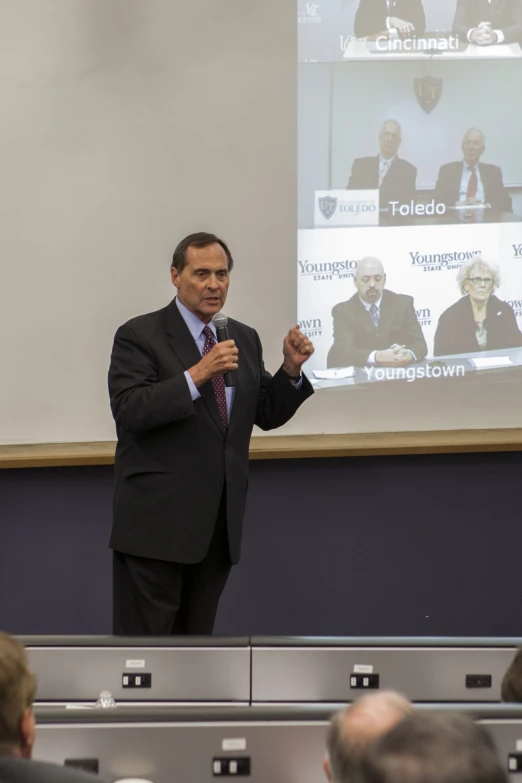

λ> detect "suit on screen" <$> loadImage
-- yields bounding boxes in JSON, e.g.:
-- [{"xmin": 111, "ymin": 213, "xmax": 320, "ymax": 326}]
[
  {"xmin": 327, "ymin": 289, "xmax": 428, "ymax": 368},
  {"xmin": 347, "ymin": 156, "xmax": 417, "ymax": 210},
  {"xmin": 434, "ymin": 294, "xmax": 522, "ymax": 356},
  {"xmin": 452, "ymin": 0, "xmax": 522, "ymax": 44},
  {"xmin": 434, "ymin": 162, "xmax": 512, "ymax": 213},
  {"xmin": 354, "ymin": 0, "xmax": 426, "ymax": 38}
]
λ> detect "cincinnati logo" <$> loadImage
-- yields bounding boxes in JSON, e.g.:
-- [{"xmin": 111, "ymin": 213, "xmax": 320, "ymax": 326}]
[
  {"xmin": 298, "ymin": 318, "xmax": 323, "ymax": 338},
  {"xmin": 507, "ymin": 299, "xmax": 522, "ymax": 317},
  {"xmin": 298, "ymin": 259, "xmax": 359, "ymax": 281},
  {"xmin": 514, "ymin": 244, "xmax": 522, "ymax": 258},
  {"xmin": 416, "ymin": 307, "xmax": 431, "ymax": 327},
  {"xmin": 298, "ymin": 3, "xmax": 321, "ymax": 22},
  {"xmin": 410, "ymin": 249, "xmax": 481, "ymax": 273},
  {"xmin": 339, "ymin": 34, "xmax": 354, "ymax": 52}
]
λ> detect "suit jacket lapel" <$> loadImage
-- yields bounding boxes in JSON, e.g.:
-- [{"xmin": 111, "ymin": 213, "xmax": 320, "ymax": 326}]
[
  {"xmin": 225, "ymin": 322, "xmax": 249, "ymax": 440},
  {"xmin": 354, "ymin": 296, "xmax": 377, "ymax": 335},
  {"xmin": 164, "ymin": 299, "xmax": 225, "ymax": 436}
]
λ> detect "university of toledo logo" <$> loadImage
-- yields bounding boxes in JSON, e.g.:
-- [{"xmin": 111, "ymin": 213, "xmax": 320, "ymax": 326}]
[
  {"xmin": 306, "ymin": 3, "xmax": 320, "ymax": 15},
  {"xmin": 414, "ymin": 75, "xmax": 443, "ymax": 114},
  {"xmin": 319, "ymin": 195, "xmax": 337, "ymax": 220}
]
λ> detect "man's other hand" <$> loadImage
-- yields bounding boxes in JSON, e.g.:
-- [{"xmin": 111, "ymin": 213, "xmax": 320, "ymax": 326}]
[
  {"xmin": 188, "ymin": 340, "xmax": 238, "ymax": 388},
  {"xmin": 388, "ymin": 17, "xmax": 415, "ymax": 35},
  {"xmin": 283, "ymin": 326, "xmax": 314, "ymax": 376}
]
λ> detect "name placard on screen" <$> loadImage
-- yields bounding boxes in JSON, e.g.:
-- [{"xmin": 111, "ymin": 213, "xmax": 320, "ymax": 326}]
[{"xmin": 314, "ymin": 189, "xmax": 379, "ymax": 228}]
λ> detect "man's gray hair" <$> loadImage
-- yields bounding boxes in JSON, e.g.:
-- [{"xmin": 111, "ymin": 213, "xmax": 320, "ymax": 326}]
[
  {"xmin": 361, "ymin": 711, "xmax": 507, "ymax": 783},
  {"xmin": 456, "ymin": 255, "xmax": 500, "ymax": 295},
  {"xmin": 463, "ymin": 127, "xmax": 486, "ymax": 145},
  {"xmin": 326, "ymin": 692, "xmax": 412, "ymax": 783}
]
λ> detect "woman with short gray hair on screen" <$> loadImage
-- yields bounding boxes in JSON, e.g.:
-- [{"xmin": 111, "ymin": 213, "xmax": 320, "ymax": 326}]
[{"xmin": 433, "ymin": 256, "xmax": 522, "ymax": 357}]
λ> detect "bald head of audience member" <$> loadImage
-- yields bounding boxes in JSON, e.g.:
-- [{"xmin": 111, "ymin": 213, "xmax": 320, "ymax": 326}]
[
  {"xmin": 361, "ymin": 711, "xmax": 507, "ymax": 783},
  {"xmin": 324, "ymin": 691, "xmax": 412, "ymax": 783},
  {"xmin": 501, "ymin": 647, "xmax": 522, "ymax": 702},
  {"xmin": 0, "ymin": 633, "xmax": 37, "ymax": 758}
]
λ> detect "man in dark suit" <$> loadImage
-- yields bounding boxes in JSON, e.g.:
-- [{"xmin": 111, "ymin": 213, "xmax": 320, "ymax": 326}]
[
  {"xmin": 327, "ymin": 257, "xmax": 427, "ymax": 368},
  {"xmin": 452, "ymin": 0, "xmax": 522, "ymax": 45},
  {"xmin": 434, "ymin": 128, "xmax": 511, "ymax": 213},
  {"xmin": 108, "ymin": 232, "xmax": 314, "ymax": 635},
  {"xmin": 347, "ymin": 120, "xmax": 417, "ymax": 211},
  {"xmin": 354, "ymin": 0, "xmax": 426, "ymax": 39},
  {"xmin": 0, "ymin": 632, "xmax": 106, "ymax": 783}
]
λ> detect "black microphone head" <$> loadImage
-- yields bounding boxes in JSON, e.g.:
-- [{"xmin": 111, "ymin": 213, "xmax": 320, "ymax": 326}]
[{"xmin": 212, "ymin": 312, "xmax": 228, "ymax": 328}]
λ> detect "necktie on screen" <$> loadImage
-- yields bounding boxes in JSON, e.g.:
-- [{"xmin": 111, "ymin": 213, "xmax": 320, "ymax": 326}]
[
  {"xmin": 379, "ymin": 159, "xmax": 390, "ymax": 186},
  {"xmin": 467, "ymin": 166, "xmax": 478, "ymax": 199},
  {"xmin": 369, "ymin": 303, "xmax": 380, "ymax": 330},
  {"xmin": 202, "ymin": 326, "xmax": 228, "ymax": 428}
]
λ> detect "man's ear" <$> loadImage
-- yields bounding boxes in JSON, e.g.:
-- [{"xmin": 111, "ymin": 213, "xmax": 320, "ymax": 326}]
[
  {"xmin": 323, "ymin": 754, "xmax": 332, "ymax": 781},
  {"xmin": 170, "ymin": 267, "xmax": 180, "ymax": 290},
  {"xmin": 19, "ymin": 707, "xmax": 35, "ymax": 758}
]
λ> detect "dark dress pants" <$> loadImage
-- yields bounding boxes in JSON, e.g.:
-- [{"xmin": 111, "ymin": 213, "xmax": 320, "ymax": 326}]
[{"xmin": 112, "ymin": 495, "xmax": 232, "ymax": 635}]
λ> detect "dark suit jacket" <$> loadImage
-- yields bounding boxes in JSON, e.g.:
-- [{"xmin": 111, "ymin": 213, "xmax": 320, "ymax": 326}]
[
  {"xmin": 434, "ymin": 161, "xmax": 512, "ymax": 212},
  {"xmin": 452, "ymin": 0, "xmax": 522, "ymax": 43},
  {"xmin": 327, "ymin": 290, "xmax": 428, "ymax": 368},
  {"xmin": 108, "ymin": 298, "xmax": 313, "ymax": 565},
  {"xmin": 0, "ymin": 758, "xmax": 106, "ymax": 783},
  {"xmin": 354, "ymin": 0, "xmax": 426, "ymax": 37},
  {"xmin": 433, "ymin": 294, "xmax": 522, "ymax": 356},
  {"xmin": 347, "ymin": 155, "xmax": 417, "ymax": 209}
]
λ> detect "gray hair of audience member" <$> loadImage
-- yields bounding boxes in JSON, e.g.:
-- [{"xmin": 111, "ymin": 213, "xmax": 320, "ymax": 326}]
[
  {"xmin": 360, "ymin": 711, "xmax": 507, "ymax": 783},
  {"xmin": 501, "ymin": 646, "xmax": 522, "ymax": 702},
  {"xmin": 456, "ymin": 256, "xmax": 500, "ymax": 296},
  {"xmin": 324, "ymin": 691, "xmax": 412, "ymax": 783}
]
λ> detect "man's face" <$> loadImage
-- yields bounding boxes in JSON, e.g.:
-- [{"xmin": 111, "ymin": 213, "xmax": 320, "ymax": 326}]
[
  {"xmin": 355, "ymin": 261, "xmax": 386, "ymax": 303},
  {"xmin": 462, "ymin": 130, "xmax": 485, "ymax": 166},
  {"xmin": 171, "ymin": 243, "xmax": 230, "ymax": 323},
  {"xmin": 379, "ymin": 122, "xmax": 401, "ymax": 159}
]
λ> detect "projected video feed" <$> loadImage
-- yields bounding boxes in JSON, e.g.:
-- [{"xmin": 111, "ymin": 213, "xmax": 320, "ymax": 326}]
[
  {"xmin": 299, "ymin": 0, "xmax": 522, "ymax": 61},
  {"xmin": 298, "ymin": 60, "xmax": 522, "ymax": 230},
  {"xmin": 298, "ymin": 223, "xmax": 522, "ymax": 387}
]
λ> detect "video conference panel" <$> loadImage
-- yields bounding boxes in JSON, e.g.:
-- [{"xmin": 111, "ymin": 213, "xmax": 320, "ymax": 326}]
[
  {"xmin": 297, "ymin": 11, "xmax": 522, "ymax": 392},
  {"xmin": 299, "ymin": 0, "xmax": 522, "ymax": 62}
]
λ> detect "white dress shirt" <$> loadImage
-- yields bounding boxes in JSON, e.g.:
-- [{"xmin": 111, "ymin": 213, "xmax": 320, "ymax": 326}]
[
  {"xmin": 378, "ymin": 154, "xmax": 396, "ymax": 186},
  {"xmin": 459, "ymin": 162, "xmax": 485, "ymax": 204}
]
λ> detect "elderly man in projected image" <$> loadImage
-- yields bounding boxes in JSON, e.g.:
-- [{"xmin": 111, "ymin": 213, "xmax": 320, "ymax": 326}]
[
  {"xmin": 434, "ymin": 128, "xmax": 511, "ymax": 213},
  {"xmin": 327, "ymin": 257, "xmax": 427, "ymax": 368},
  {"xmin": 347, "ymin": 120, "xmax": 417, "ymax": 208},
  {"xmin": 433, "ymin": 256, "xmax": 522, "ymax": 357}
]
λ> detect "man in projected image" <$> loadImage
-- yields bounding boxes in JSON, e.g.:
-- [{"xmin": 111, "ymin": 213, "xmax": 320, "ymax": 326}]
[
  {"xmin": 347, "ymin": 120, "xmax": 417, "ymax": 209},
  {"xmin": 354, "ymin": 0, "xmax": 426, "ymax": 39},
  {"xmin": 434, "ymin": 128, "xmax": 512, "ymax": 213},
  {"xmin": 327, "ymin": 257, "xmax": 427, "ymax": 368},
  {"xmin": 452, "ymin": 0, "xmax": 522, "ymax": 45}
]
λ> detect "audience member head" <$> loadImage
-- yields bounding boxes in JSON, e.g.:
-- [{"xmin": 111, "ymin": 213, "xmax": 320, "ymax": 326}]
[
  {"xmin": 361, "ymin": 711, "xmax": 507, "ymax": 783},
  {"xmin": 378, "ymin": 120, "xmax": 402, "ymax": 160},
  {"xmin": 0, "ymin": 633, "xmax": 37, "ymax": 759},
  {"xmin": 501, "ymin": 647, "xmax": 522, "ymax": 702},
  {"xmin": 324, "ymin": 691, "xmax": 412, "ymax": 783}
]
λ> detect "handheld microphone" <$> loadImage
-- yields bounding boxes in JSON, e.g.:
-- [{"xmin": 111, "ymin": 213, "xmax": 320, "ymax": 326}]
[{"xmin": 212, "ymin": 312, "xmax": 236, "ymax": 387}]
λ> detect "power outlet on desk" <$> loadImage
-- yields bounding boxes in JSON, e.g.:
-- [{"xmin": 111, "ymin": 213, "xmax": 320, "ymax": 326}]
[
  {"xmin": 213, "ymin": 757, "xmax": 251, "ymax": 776},
  {"xmin": 350, "ymin": 674, "xmax": 380, "ymax": 689},
  {"xmin": 465, "ymin": 674, "xmax": 492, "ymax": 689},
  {"xmin": 508, "ymin": 753, "xmax": 522, "ymax": 772},
  {"xmin": 64, "ymin": 758, "xmax": 99, "ymax": 774},
  {"xmin": 122, "ymin": 672, "xmax": 152, "ymax": 688}
]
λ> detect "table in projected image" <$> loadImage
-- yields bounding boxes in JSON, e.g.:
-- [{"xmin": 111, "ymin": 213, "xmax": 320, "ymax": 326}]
[
  {"xmin": 380, "ymin": 209, "xmax": 521, "ymax": 228},
  {"xmin": 312, "ymin": 347, "xmax": 522, "ymax": 390},
  {"xmin": 342, "ymin": 40, "xmax": 522, "ymax": 61}
]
